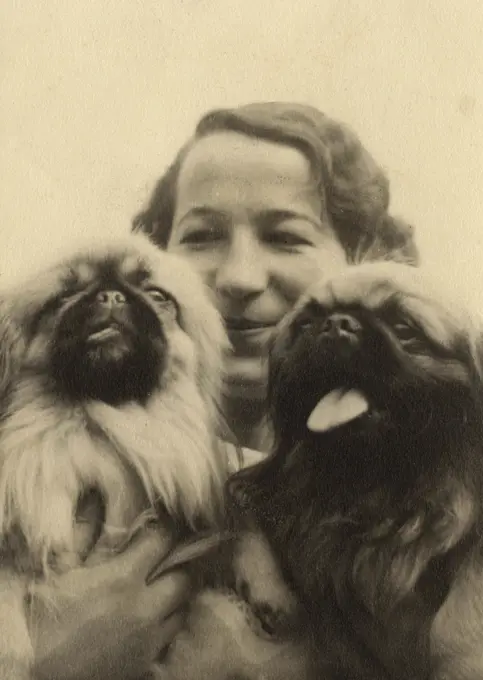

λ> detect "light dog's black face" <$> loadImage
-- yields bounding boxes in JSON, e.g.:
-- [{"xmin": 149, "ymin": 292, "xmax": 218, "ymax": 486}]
[
  {"xmin": 1, "ymin": 233, "xmax": 227, "ymax": 410},
  {"xmin": 38, "ymin": 257, "xmax": 177, "ymax": 405}
]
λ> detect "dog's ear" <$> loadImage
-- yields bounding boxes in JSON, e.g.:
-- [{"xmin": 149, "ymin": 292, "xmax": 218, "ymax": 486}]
[
  {"xmin": 176, "ymin": 283, "xmax": 230, "ymax": 435},
  {"xmin": 346, "ymin": 482, "xmax": 476, "ymax": 621},
  {"xmin": 351, "ymin": 214, "xmax": 420, "ymax": 266},
  {"xmin": 458, "ymin": 320, "xmax": 483, "ymax": 409},
  {"xmin": 471, "ymin": 327, "xmax": 483, "ymax": 380},
  {"xmin": 0, "ymin": 300, "xmax": 23, "ymax": 404}
]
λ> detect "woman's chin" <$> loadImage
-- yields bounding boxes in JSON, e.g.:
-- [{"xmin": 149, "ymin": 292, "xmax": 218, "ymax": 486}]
[{"xmin": 222, "ymin": 357, "xmax": 268, "ymax": 401}]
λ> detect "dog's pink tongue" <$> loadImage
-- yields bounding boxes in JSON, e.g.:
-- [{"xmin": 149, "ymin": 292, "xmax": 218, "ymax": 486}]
[{"xmin": 307, "ymin": 388, "xmax": 369, "ymax": 433}]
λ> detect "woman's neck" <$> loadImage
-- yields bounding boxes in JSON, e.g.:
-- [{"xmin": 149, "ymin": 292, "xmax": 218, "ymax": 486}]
[{"xmin": 223, "ymin": 396, "xmax": 272, "ymax": 452}]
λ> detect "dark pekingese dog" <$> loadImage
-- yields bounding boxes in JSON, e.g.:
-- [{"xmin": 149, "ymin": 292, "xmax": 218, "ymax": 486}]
[
  {"xmin": 227, "ymin": 261, "xmax": 483, "ymax": 680},
  {"xmin": 0, "ymin": 232, "xmax": 230, "ymax": 679}
]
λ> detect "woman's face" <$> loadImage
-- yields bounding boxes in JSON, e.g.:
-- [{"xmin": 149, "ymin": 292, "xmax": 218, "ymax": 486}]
[{"xmin": 168, "ymin": 131, "xmax": 346, "ymax": 400}]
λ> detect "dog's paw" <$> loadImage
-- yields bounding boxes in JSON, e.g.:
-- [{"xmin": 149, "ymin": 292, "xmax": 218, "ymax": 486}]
[
  {"xmin": 233, "ymin": 576, "xmax": 301, "ymax": 641},
  {"xmin": 251, "ymin": 600, "xmax": 295, "ymax": 638},
  {"xmin": 232, "ymin": 532, "xmax": 301, "ymax": 641},
  {"xmin": 233, "ymin": 532, "xmax": 298, "ymax": 615}
]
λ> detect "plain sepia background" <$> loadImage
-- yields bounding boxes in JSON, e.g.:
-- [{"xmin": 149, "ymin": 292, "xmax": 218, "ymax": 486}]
[{"xmin": 1, "ymin": 1, "xmax": 482, "ymax": 296}]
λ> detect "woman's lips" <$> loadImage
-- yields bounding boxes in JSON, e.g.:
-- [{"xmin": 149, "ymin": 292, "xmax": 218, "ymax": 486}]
[
  {"xmin": 225, "ymin": 317, "xmax": 273, "ymax": 332},
  {"xmin": 224, "ymin": 318, "xmax": 277, "ymax": 353}
]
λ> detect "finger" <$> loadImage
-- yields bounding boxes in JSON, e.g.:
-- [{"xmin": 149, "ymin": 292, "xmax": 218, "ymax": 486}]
[
  {"xmin": 146, "ymin": 531, "xmax": 233, "ymax": 585},
  {"xmin": 155, "ymin": 609, "xmax": 188, "ymax": 654},
  {"xmin": 143, "ymin": 609, "xmax": 188, "ymax": 673},
  {"xmin": 140, "ymin": 570, "xmax": 192, "ymax": 622},
  {"xmin": 85, "ymin": 526, "xmax": 174, "ymax": 575}
]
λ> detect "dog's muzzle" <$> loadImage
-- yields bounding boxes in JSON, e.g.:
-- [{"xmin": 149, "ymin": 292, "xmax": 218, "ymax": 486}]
[{"xmin": 319, "ymin": 312, "xmax": 363, "ymax": 348}]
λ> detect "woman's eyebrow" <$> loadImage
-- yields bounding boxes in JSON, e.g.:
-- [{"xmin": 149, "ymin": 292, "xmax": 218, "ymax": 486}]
[
  {"xmin": 256, "ymin": 209, "xmax": 321, "ymax": 228},
  {"xmin": 177, "ymin": 207, "xmax": 323, "ymax": 231},
  {"xmin": 178, "ymin": 206, "xmax": 231, "ymax": 223}
]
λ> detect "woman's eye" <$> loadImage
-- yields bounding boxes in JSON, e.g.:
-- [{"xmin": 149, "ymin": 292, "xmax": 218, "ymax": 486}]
[
  {"xmin": 178, "ymin": 226, "xmax": 224, "ymax": 247},
  {"xmin": 267, "ymin": 230, "xmax": 313, "ymax": 248}
]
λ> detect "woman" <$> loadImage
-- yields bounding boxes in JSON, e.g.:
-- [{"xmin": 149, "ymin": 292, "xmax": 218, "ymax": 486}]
[
  {"xmin": 133, "ymin": 101, "xmax": 418, "ymax": 450},
  {"xmin": 31, "ymin": 102, "xmax": 418, "ymax": 679}
]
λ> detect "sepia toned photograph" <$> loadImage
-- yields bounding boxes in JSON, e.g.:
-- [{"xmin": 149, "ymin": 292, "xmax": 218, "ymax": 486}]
[{"xmin": 1, "ymin": 1, "xmax": 483, "ymax": 678}]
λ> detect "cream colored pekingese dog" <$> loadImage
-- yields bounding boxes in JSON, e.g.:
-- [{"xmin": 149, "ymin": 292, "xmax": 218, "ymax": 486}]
[{"xmin": 0, "ymin": 232, "xmax": 229, "ymax": 679}]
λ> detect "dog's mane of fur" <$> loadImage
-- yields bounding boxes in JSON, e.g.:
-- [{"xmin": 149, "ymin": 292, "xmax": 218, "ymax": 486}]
[
  {"xmin": 0, "ymin": 371, "xmax": 223, "ymax": 571},
  {"xmin": 0, "ymin": 233, "xmax": 229, "ymax": 572},
  {"xmin": 228, "ymin": 262, "xmax": 483, "ymax": 679}
]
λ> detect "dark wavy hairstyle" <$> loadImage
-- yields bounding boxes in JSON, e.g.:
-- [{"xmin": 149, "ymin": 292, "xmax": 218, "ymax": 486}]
[{"xmin": 132, "ymin": 102, "xmax": 419, "ymax": 264}]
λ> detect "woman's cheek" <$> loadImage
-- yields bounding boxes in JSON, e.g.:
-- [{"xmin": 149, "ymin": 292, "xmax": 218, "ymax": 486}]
[
  {"xmin": 276, "ymin": 246, "xmax": 347, "ymax": 300},
  {"xmin": 169, "ymin": 248, "xmax": 219, "ymax": 287}
]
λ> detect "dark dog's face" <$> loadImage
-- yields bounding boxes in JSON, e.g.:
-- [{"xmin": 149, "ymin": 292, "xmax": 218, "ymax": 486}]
[
  {"xmin": 269, "ymin": 262, "xmax": 483, "ymax": 473},
  {"xmin": 1, "ymin": 233, "xmax": 227, "ymax": 408},
  {"xmin": 234, "ymin": 262, "xmax": 483, "ymax": 679}
]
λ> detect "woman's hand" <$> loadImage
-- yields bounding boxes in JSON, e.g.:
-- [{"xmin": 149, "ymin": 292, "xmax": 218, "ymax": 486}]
[{"xmin": 29, "ymin": 528, "xmax": 191, "ymax": 680}]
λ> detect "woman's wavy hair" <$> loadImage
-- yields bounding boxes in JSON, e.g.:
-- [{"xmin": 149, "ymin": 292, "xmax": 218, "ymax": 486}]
[{"xmin": 132, "ymin": 102, "xmax": 419, "ymax": 264}]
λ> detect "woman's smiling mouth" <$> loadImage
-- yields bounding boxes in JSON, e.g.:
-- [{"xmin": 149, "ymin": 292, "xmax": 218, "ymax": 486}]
[
  {"xmin": 224, "ymin": 317, "xmax": 277, "ymax": 353},
  {"xmin": 225, "ymin": 317, "xmax": 274, "ymax": 333}
]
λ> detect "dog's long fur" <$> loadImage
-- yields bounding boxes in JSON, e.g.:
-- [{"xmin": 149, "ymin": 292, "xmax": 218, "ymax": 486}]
[
  {"xmin": 0, "ymin": 232, "xmax": 229, "ymax": 678},
  {"xmin": 228, "ymin": 262, "xmax": 483, "ymax": 679}
]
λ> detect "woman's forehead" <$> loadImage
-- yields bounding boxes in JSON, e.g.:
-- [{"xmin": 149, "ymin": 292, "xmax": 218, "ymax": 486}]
[
  {"xmin": 175, "ymin": 132, "xmax": 328, "ymax": 227},
  {"xmin": 179, "ymin": 132, "xmax": 315, "ymax": 190}
]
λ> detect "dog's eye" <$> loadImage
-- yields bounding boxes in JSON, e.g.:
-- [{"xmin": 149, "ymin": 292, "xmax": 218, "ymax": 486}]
[
  {"xmin": 290, "ymin": 316, "xmax": 315, "ymax": 339},
  {"xmin": 147, "ymin": 288, "xmax": 170, "ymax": 304},
  {"xmin": 394, "ymin": 322, "xmax": 415, "ymax": 339},
  {"xmin": 44, "ymin": 289, "xmax": 80, "ymax": 314},
  {"xmin": 57, "ymin": 291, "xmax": 79, "ymax": 306},
  {"xmin": 290, "ymin": 302, "xmax": 324, "ymax": 336},
  {"xmin": 393, "ymin": 322, "xmax": 427, "ymax": 349},
  {"xmin": 146, "ymin": 288, "xmax": 179, "ymax": 319},
  {"xmin": 295, "ymin": 318, "xmax": 314, "ymax": 332}
]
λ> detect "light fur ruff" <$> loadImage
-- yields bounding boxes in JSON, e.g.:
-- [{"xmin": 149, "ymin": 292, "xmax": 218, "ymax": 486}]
[{"xmin": 0, "ymin": 232, "xmax": 229, "ymax": 678}]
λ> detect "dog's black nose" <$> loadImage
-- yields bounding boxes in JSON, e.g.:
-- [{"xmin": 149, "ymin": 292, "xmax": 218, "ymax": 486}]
[
  {"xmin": 96, "ymin": 289, "xmax": 126, "ymax": 309},
  {"xmin": 320, "ymin": 312, "xmax": 362, "ymax": 342}
]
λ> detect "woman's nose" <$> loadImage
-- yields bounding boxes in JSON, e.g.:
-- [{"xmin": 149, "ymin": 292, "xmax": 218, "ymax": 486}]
[{"xmin": 215, "ymin": 228, "xmax": 268, "ymax": 299}]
